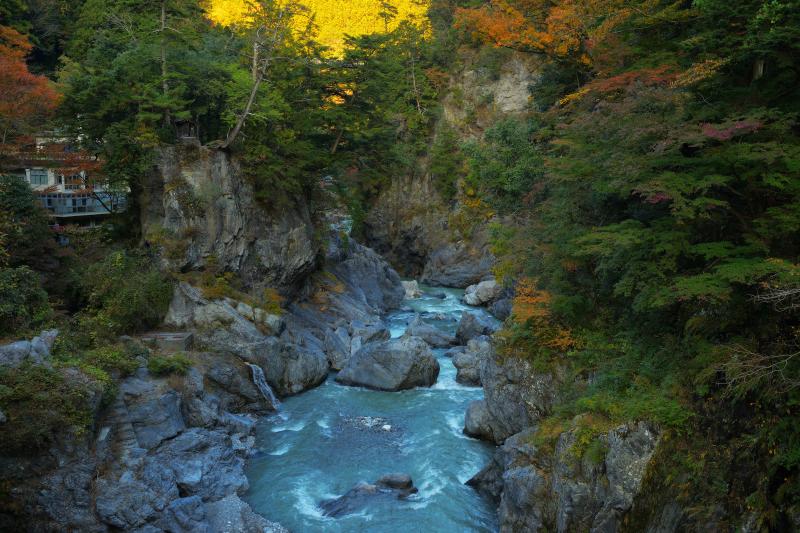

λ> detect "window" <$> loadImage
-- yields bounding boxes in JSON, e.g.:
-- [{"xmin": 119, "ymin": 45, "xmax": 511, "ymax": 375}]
[{"xmin": 29, "ymin": 168, "xmax": 48, "ymax": 186}]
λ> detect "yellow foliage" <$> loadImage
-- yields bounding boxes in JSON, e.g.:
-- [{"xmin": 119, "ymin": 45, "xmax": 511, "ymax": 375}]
[{"xmin": 205, "ymin": 0, "xmax": 430, "ymax": 54}]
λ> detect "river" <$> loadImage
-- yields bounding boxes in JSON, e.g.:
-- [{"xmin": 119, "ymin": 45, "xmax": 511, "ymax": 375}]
[{"xmin": 245, "ymin": 284, "xmax": 499, "ymax": 532}]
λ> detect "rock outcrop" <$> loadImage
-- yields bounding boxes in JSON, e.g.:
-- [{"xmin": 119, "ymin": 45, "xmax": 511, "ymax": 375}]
[
  {"xmin": 468, "ymin": 422, "xmax": 660, "ymax": 532},
  {"xmin": 336, "ymin": 336, "xmax": 440, "ymax": 391},
  {"xmin": 421, "ymin": 242, "xmax": 494, "ymax": 288},
  {"xmin": 464, "ymin": 278, "xmax": 503, "ymax": 306},
  {"xmin": 402, "ymin": 280, "xmax": 423, "ymax": 298},
  {"xmin": 140, "ymin": 146, "xmax": 317, "ymax": 293},
  {"xmin": 453, "ymin": 336, "xmax": 491, "ymax": 386},
  {"xmin": 456, "ymin": 311, "xmax": 499, "ymax": 345},
  {"xmin": 464, "ymin": 349, "xmax": 558, "ymax": 444},
  {"xmin": 0, "ymin": 329, "xmax": 58, "ymax": 368}
]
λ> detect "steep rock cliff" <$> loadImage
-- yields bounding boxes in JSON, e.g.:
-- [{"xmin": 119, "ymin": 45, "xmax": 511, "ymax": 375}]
[
  {"xmin": 363, "ymin": 49, "xmax": 540, "ymax": 285},
  {"xmin": 140, "ymin": 146, "xmax": 318, "ymax": 293}
]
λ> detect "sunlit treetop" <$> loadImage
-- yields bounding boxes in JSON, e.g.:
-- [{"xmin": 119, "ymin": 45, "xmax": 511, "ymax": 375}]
[{"xmin": 206, "ymin": 0, "xmax": 430, "ymax": 54}]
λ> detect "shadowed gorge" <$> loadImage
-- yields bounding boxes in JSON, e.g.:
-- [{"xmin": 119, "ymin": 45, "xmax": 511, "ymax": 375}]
[{"xmin": 1, "ymin": 0, "xmax": 800, "ymax": 532}]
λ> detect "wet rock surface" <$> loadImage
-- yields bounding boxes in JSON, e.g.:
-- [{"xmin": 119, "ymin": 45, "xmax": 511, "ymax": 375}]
[{"xmin": 320, "ymin": 473, "xmax": 419, "ymax": 518}]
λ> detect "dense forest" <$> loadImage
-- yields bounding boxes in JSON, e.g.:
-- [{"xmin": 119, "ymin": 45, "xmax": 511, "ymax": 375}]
[{"xmin": 2, "ymin": 0, "xmax": 800, "ymax": 530}]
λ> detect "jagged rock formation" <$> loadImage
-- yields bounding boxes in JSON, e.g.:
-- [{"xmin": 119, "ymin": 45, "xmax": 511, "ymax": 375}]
[
  {"xmin": 469, "ymin": 422, "xmax": 659, "ymax": 533},
  {"xmin": 464, "ymin": 340, "xmax": 662, "ymax": 531},
  {"xmin": 140, "ymin": 146, "xmax": 317, "ymax": 293}
]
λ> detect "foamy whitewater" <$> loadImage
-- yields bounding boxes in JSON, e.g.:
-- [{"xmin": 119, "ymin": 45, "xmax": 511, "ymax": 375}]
[{"xmin": 245, "ymin": 285, "xmax": 498, "ymax": 532}]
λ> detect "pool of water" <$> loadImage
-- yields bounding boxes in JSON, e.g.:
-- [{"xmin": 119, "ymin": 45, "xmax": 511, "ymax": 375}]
[{"xmin": 245, "ymin": 285, "xmax": 499, "ymax": 532}]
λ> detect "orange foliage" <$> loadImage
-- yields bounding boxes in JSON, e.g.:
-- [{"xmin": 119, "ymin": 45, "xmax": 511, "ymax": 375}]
[
  {"xmin": 512, "ymin": 277, "xmax": 577, "ymax": 351},
  {"xmin": 0, "ymin": 26, "xmax": 61, "ymax": 144},
  {"xmin": 455, "ymin": 0, "xmax": 652, "ymax": 68}
]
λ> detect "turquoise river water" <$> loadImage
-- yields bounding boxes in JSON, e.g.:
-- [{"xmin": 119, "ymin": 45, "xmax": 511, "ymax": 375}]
[{"xmin": 245, "ymin": 285, "xmax": 499, "ymax": 532}]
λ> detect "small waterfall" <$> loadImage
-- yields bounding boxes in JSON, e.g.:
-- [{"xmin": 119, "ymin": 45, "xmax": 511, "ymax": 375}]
[{"xmin": 246, "ymin": 363, "xmax": 280, "ymax": 409}]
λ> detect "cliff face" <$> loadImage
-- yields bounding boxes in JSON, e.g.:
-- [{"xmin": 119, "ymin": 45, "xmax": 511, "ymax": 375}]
[
  {"xmin": 462, "ymin": 343, "xmax": 662, "ymax": 533},
  {"xmin": 363, "ymin": 49, "xmax": 539, "ymax": 286},
  {"xmin": 140, "ymin": 146, "xmax": 318, "ymax": 293}
]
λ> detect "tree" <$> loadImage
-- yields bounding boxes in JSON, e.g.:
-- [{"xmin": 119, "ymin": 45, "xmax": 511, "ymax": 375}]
[
  {"xmin": 0, "ymin": 25, "xmax": 60, "ymax": 144},
  {"xmin": 221, "ymin": 0, "xmax": 310, "ymax": 148}
]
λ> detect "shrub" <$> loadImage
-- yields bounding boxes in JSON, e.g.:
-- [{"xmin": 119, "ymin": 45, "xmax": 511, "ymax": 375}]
[
  {"xmin": 83, "ymin": 250, "xmax": 173, "ymax": 335},
  {"xmin": 0, "ymin": 364, "xmax": 97, "ymax": 454},
  {"xmin": 0, "ymin": 175, "xmax": 54, "ymax": 270},
  {"xmin": 147, "ymin": 353, "xmax": 192, "ymax": 376},
  {"xmin": 0, "ymin": 266, "xmax": 51, "ymax": 338}
]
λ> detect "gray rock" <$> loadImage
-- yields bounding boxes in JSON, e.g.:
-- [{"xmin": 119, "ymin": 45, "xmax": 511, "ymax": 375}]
[
  {"xmin": 468, "ymin": 422, "xmax": 659, "ymax": 533},
  {"xmin": 421, "ymin": 243, "xmax": 494, "ymax": 288},
  {"xmin": 205, "ymin": 495, "xmax": 289, "ymax": 533},
  {"xmin": 121, "ymin": 378, "xmax": 186, "ymax": 450},
  {"xmin": 464, "ymin": 400, "xmax": 497, "ymax": 441},
  {"xmin": 320, "ymin": 473, "xmax": 419, "ymax": 518},
  {"xmin": 256, "ymin": 340, "xmax": 328, "ymax": 396},
  {"xmin": 402, "ymin": 280, "xmax": 423, "ymax": 298},
  {"xmin": 324, "ymin": 326, "xmax": 351, "ymax": 370},
  {"xmin": 456, "ymin": 312, "xmax": 499, "ymax": 345},
  {"xmin": 336, "ymin": 336, "xmax": 439, "ymax": 391},
  {"xmin": 405, "ymin": 315, "xmax": 455, "ymax": 348},
  {"xmin": 453, "ymin": 336, "xmax": 491, "ymax": 385},
  {"xmin": 141, "ymin": 146, "xmax": 317, "ymax": 290},
  {"xmin": 157, "ymin": 496, "xmax": 208, "ymax": 533},
  {"xmin": 464, "ymin": 279, "xmax": 502, "ymax": 306},
  {"xmin": 0, "ymin": 329, "xmax": 58, "ymax": 368},
  {"xmin": 476, "ymin": 350, "xmax": 557, "ymax": 444},
  {"xmin": 349, "ymin": 321, "xmax": 391, "ymax": 344},
  {"xmin": 489, "ymin": 295, "xmax": 512, "ymax": 321}
]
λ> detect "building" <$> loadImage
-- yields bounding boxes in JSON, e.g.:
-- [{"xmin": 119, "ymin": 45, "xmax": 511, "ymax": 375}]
[{"xmin": 1, "ymin": 133, "xmax": 127, "ymax": 225}]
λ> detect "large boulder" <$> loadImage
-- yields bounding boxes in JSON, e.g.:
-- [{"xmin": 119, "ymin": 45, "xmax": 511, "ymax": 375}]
[
  {"xmin": 255, "ymin": 340, "xmax": 328, "ymax": 397},
  {"xmin": 402, "ymin": 280, "xmax": 423, "ymax": 299},
  {"xmin": 405, "ymin": 315, "xmax": 455, "ymax": 348},
  {"xmin": 464, "ymin": 279, "xmax": 503, "ymax": 306},
  {"xmin": 336, "ymin": 336, "xmax": 439, "ymax": 391},
  {"xmin": 320, "ymin": 474, "xmax": 418, "ymax": 518},
  {"xmin": 456, "ymin": 312, "xmax": 499, "ymax": 345}
]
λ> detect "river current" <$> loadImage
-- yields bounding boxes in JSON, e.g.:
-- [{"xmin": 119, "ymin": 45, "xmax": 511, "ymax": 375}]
[{"xmin": 245, "ymin": 285, "xmax": 499, "ymax": 532}]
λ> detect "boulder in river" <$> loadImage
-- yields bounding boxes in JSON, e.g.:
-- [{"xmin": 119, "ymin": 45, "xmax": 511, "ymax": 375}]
[
  {"xmin": 320, "ymin": 473, "xmax": 418, "ymax": 518},
  {"xmin": 336, "ymin": 336, "xmax": 439, "ymax": 391},
  {"xmin": 463, "ymin": 279, "xmax": 503, "ymax": 306},
  {"xmin": 456, "ymin": 312, "xmax": 499, "ymax": 345},
  {"xmin": 402, "ymin": 280, "xmax": 423, "ymax": 299},
  {"xmin": 405, "ymin": 315, "xmax": 455, "ymax": 348}
]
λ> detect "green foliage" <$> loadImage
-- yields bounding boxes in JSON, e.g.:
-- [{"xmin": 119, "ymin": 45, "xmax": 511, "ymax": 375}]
[
  {"xmin": 428, "ymin": 125, "xmax": 465, "ymax": 201},
  {"xmin": 463, "ymin": 118, "xmax": 544, "ymax": 213},
  {"xmin": 81, "ymin": 250, "xmax": 172, "ymax": 337},
  {"xmin": 0, "ymin": 175, "xmax": 55, "ymax": 271},
  {"xmin": 0, "ymin": 364, "xmax": 97, "ymax": 454},
  {"xmin": 147, "ymin": 353, "xmax": 192, "ymax": 376},
  {"xmin": 0, "ymin": 266, "xmax": 51, "ymax": 338}
]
